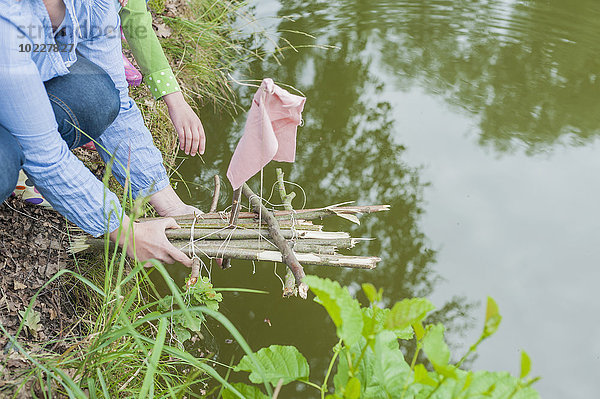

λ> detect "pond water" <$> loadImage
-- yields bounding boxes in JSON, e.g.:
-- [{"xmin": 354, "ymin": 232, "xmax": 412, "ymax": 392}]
[{"xmin": 169, "ymin": 0, "xmax": 600, "ymax": 397}]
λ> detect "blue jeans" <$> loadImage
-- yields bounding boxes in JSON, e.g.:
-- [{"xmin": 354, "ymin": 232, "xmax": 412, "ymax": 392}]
[{"xmin": 0, "ymin": 55, "xmax": 120, "ymax": 202}]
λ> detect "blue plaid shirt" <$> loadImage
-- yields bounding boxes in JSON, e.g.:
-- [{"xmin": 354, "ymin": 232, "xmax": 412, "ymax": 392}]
[{"xmin": 0, "ymin": 0, "xmax": 169, "ymax": 236}]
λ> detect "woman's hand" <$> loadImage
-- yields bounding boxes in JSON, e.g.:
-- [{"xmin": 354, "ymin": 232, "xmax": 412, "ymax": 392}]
[
  {"xmin": 163, "ymin": 91, "xmax": 206, "ymax": 156},
  {"xmin": 119, "ymin": 0, "xmax": 128, "ymax": 6},
  {"xmin": 109, "ymin": 215, "xmax": 192, "ymax": 267}
]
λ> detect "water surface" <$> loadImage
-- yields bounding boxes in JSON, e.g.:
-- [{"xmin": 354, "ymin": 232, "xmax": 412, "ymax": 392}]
[{"xmin": 171, "ymin": 1, "xmax": 600, "ymax": 397}]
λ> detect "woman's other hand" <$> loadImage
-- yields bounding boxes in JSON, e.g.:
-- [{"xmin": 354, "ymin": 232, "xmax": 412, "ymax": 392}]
[
  {"xmin": 119, "ymin": 0, "xmax": 129, "ymax": 7},
  {"xmin": 163, "ymin": 91, "xmax": 206, "ymax": 156}
]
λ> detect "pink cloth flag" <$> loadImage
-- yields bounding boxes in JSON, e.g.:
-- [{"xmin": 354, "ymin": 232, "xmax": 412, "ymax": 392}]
[{"xmin": 227, "ymin": 78, "xmax": 306, "ymax": 190}]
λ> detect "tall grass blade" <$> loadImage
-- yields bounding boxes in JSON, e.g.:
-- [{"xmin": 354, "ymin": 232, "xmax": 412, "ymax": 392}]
[{"xmin": 139, "ymin": 318, "xmax": 168, "ymax": 398}]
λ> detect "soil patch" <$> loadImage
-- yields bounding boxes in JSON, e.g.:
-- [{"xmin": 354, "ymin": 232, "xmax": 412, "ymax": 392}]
[{"xmin": 0, "ymin": 196, "xmax": 82, "ymax": 395}]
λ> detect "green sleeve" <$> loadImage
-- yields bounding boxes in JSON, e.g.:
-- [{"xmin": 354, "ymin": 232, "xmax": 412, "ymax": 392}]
[{"xmin": 120, "ymin": 0, "xmax": 180, "ymax": 99}]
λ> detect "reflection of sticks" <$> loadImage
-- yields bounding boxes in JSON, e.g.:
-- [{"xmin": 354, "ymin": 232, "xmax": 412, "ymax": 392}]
[
  {"xmin": 242, "ymin": 183, "xmax": 309, "ymax": 299},
  {"xmin": 209, "ymin": 175, "xmax": 220, "ymax": 213}
]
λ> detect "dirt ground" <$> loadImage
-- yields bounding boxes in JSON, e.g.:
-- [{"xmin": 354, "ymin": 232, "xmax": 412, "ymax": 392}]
[{"xmin": 0, "ymin": 196, "xmax": 81, "ymax": 395}]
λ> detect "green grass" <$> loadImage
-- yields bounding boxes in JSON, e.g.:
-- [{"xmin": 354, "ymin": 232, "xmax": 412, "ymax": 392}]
[
  {"xmin": 156, "ymin": 0, "xmax": 250, "ymax": 109},
  {"xmin": 1, "ymin": 162, "xmax": 268, "ymax": 397}
]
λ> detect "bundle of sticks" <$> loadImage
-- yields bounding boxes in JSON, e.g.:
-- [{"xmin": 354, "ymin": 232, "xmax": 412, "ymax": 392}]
[{"xmin": 70, "ymin": 179, "xmax": 389, "ymax": 298}]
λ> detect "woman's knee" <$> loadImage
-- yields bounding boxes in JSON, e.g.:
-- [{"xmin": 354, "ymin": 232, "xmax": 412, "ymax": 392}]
[
  {"xmin": 0, "ymin": 126, "xmax": 25, "ymax": 202},
  {"xmin": 44, "ymin": 55, "xmax": 121, "ymax": 146}
]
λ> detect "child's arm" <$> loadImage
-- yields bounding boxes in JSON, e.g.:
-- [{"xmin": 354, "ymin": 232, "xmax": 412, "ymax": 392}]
[{"xmin": 120, "ymin": 0, "xmax": 205, "ymax": 156}]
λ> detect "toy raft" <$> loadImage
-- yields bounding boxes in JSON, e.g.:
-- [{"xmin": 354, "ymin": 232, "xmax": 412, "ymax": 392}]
[{"xmin": 70, "ymin": 177, "xmax": 389, "ymax": 298}]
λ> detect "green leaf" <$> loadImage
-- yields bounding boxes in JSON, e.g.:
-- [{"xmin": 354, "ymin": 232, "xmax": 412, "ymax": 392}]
[
  {"xmin": 422, "ymin": 324, "xmax": 451, "ymax": 373},
  {"xmin": 367, "ymin": 331, "xmax": 410, "ymax": 397},
  {"xmin": 188, "ymin": 276, "xmax": 223, "ymax": 311},
  {"xmin": 461, "ymin": 371, "xmax": 473, "ymax": 392},
  {"xmin": 305, "ymin": 276, "xmax": 364, "ymax": 346},
  {"xmin": 520, "ymin": 350, "xmax": 531, "ymax": 379},
  {"xmin": 483, "ymin": 297, "xmax": 502, "ymax": 338},
  {"xmin": 463, "ymin": 371, "xmax": 541, "ymax": 399},
  {"xmin": 234, "ymin": 345, "xmax": 310, "ymax": 385},
  {"xmin": 222, "ymin": 383, "xmax": 268, "ymax": 399},
  {"xmin": 413, "ymin": 321, "xmax": 426, "ymax": 341},
  {"xmin": 512, "ymin": 387, "xmax": 542, "ymax": 399},
  {"xmin": 174, "ymin": 312, "xmax": 204, "ymax": 332},
  {"xmin": 414, "ymin": 364, "xmax": 438, "ymax": 387},
  {"xmin": 362, "ymin": 283, "xmax": 378, "ymax": 304},
  {"xmin": 362, "ymin": 307, "xmax": 413, "ymax": 342},
  {"xmin": 333, "ymin": 346, "xmax": 351, "ymax": 393},
  {"xmin": 344, "ymin": 377, "xmax": 361, "ymax": 399},
  {"xmin": 173, "ymin": 325, "xmax": 191, "ymax": 344},
  {"xmin": 385, "ymin": 298, "xmax": 435, "ymax": 331},
  {"xmin": 18, "ymin": 309, "xmax": 41, "ymax": 333}
]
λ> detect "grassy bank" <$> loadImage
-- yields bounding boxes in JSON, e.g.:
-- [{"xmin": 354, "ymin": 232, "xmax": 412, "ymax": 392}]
[{"xmin": 0, "ymin": 0, "xmax": 260, "ymax": 397}]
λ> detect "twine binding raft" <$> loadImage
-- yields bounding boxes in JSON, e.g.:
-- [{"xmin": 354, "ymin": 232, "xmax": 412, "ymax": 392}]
[{"xmin": 69, "ymin": 175, "xmax": 389, "ymax": 299}]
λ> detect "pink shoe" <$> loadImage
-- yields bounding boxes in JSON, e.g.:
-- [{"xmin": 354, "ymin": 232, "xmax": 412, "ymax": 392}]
[
  {"xmin": 82, "ymin": 142, "xmax": 96, "ymax": 150},
  {"xmin": 123, "ymin": 53, "xmax": 142, "ymax": 86}
]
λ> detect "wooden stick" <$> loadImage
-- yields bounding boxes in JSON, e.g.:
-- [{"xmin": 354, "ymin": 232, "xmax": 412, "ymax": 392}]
[
  {"xmin": 169, "ymin": 221, "xmax": 323, "ymax": 231},
  {"xmin": 172, "ymin": 240, "xmax": 338, "ymax": 255},
  {"xmin": 277, "ymin": 168, "xmax": 298, "ymax": 298},
  {"xmin": 242, "ymin": 183, "xmax": 309, "ymax": 298},
  {"xmin": 186, "ymin": 258, "xmax": 201, "ymax": 287},
  {"xmin": 178, "ymin": 246, "xmax": 380, "ymax": 269},
  {"xmin": 142, "ymin": 205, "xmax": 390, "ymax": 223},
  {"xmin": 69, "ymin": 238, "xmax": 378, "ymax": 268},
  {"xmin": 165, "ymin": 228, "xmax": 350, "ymax": 241},
  {"xmin": 209, "ymin": 175, "xmax": 220, "ymax": 213},
  {"xmin": 220, "ymin": 187, "xmax": 242, "ymax": 269},
  {"xmin": 170, "ymin": 216, "xmax": 316, "ymax": 227},
  {"xmin": 71, "ymin": 236, "xmax": 359, "ymax": 255}
]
